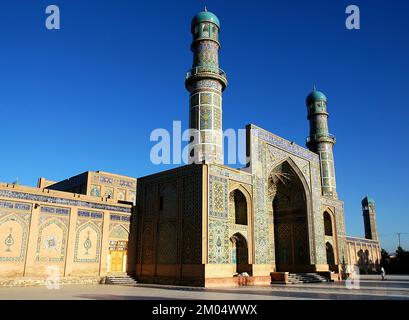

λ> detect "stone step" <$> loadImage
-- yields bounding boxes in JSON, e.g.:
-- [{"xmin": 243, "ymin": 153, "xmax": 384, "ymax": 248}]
[
  {"xmin": 287, "ymin": 273, "xmax": 328, "ymax": 284},
  {"xmin": 105, "ymin": 275, "xmax": 137, "ymax": 286}
]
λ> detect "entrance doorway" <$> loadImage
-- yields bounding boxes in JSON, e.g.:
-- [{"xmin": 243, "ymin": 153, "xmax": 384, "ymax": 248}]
[
  {"xmin": 326, "ymin": 242, "xmax": 335, "ymax": 266},
  {"xmin": 108, "ymin": 240, "xmax": 128, "ymax": 273},
  {"xmin": 110, "ymin": 250, "xmax": 125, "ymax": 273},
  {"xmin": 230, "ymin": 233, "xmax": 250, "ymax": 275},
  {"xmin": 269, "ymin": 160, "xmax": 310, "ymax": 272}
]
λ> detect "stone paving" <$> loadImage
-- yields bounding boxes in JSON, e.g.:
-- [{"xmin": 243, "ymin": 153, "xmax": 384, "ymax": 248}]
[{"xmin": 0, "ymin": 275, "xmax": 408, "ymax": 300}]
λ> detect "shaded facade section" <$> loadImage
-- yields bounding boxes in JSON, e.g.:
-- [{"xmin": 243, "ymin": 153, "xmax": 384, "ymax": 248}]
[
  {"xmin": 346, "ymin": 236, "xmax": 381, "ymax": 273},
  {"xmin": 134, "ymin": 165, "xmax": 204, "ymax": 286}
]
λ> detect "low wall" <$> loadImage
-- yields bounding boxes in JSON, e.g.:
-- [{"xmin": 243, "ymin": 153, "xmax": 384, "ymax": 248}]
[
  {"xmin": 205, "ymin": 276, "xmax": 271, "ymax": 288},
  {"xmin": 0, "ymin": 276, "xmax": 104, "ymax": 287},
  {"xmin": 270, "ymin": 272, "xmax": 288, "ymax": 283}
]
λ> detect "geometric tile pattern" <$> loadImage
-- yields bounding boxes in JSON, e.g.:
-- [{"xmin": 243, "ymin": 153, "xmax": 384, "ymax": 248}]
[
  {"xmin": 209, "ymin": 165, "xmax": 252, "ymax": 185},
  {"xmin": 209, "ymin": 175, "xmax": 228, "ymax": 219},
  {"xmin": 248, "ymin": 124, "xmax": 329, "ymax": 266},
  {"xmin": 0, "ymin": 190, "xmax": 130, "ymax": 213}
]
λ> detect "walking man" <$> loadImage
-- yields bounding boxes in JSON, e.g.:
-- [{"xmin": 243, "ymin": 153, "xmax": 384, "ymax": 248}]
[{"xmin": 381, "ymin": 267, "xmax": 386, "ymax": 281}]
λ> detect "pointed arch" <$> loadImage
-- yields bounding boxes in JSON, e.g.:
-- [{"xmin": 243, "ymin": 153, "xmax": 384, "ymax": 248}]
[
  {"xmin": 269, "ymin": 158, "xmax": 313, "ymax": 271},
  {"xmin": 36, "ymin": 218, "xmax": 68, "ymax": 262},
  {"xmin": 326, "ymin": 242, "xmax": 335, "ymax": 266},
  {"xmin": 110, "ymin": 224, "xmax": 130, "ymax": 239},
  {"xmin": 268, "ymin": 157, "xmax": 311, "ymax": 198},
  {"xmin": 230, "ymin": 232, "xmax": 250, "ymax": 275},
  {"xmin": 0, "ymin": 214, "xmax": 29, "ymax": 262},
  {"xmin": 228, "ymin": 183, "xmax": 253, "ymax": 265},
  {"xmin": 323, "ymin": 211, "xmax": 333, "ymax": 236},
  {"xmin": 229, "ymin": 186, "xmax": 250, "ymax": 226},
  {"xmin": 74, "ymin": 220, "xmax": 102, "ymax": 263}
]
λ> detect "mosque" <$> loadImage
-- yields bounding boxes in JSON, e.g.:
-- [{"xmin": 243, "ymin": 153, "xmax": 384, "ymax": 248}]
[{"xmin": 0, "ymin": 9, "xmax": 380, "ymax": 287}]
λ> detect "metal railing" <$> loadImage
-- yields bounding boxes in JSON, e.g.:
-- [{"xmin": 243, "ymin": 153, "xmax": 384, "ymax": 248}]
[
  {"xmin": 306, "ymin": 133, "xmax": 335, "ymax": 143},
  {"xmin": 186, "ymin": 66, "xmax": 227, "ymax": 79}
]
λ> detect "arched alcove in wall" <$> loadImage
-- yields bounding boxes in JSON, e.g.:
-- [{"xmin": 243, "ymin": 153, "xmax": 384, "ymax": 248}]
[{"xmin": 269, "ymin": 159, "xmax": 311, "ymax": 271}]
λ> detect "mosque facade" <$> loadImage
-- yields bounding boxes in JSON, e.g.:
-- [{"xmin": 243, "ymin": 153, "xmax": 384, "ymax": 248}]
[{"xmin": 0, "ymin": 9, "xmax": 380, "ymax": 287}]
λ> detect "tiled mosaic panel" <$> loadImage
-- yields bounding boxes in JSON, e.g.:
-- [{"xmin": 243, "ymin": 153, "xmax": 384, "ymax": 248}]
[
  {"xmin": 209, "ymin": 165, "xmax": 252, "ymax": 185},
  {"xmin": 209, "ymin": 175, "xmax": 228, "ymax": 219},
  {"xmin": 104, "ymin": 187, "xmax": 114, "ymax": 199},
  {"xmin": 251, "ymin": 125, "xmax": 319, "ymax": 162},
  {"xmin": 187, "ymin": 79, "xmax": 222, "ymax": 92},
  {"xmin": 117, "ymin": 189, "xmax": 126, "ymax": 201},
  {"xmin": 249, "ymin": 126, "xmax": 329, "ymax": 265},
  {"xmin": 322, "ymin": 198, "xmax": 349, "ymax": 265},
  {"xmin": 0, "ymin": 200, "xmax": 31, "ymax": 262},
  {"xmin": 252, "ymin": 139, "xmax": 272, "ymax": 264},
  {"xmin": 36, "ymin": 206, "xmax": 70, "ymax": 263},
  {"xmin": 208, "ymin": 218, "xmax": 229, "ymax": 264},
  {"xmin": 311, "ymin": 161, "xmax": 326, "ymax": 264},
  {"xmin": 193, "ymin": 41, "xmax": 219, "ymax": 69},
  {"xmin": 200, "ymin": 105, "xmax": 212, "ymax": 129},
  {"xmin": 0, "ymin": 190, "xmax": 130, "ymax": 213},
  {"xmin": 0, "ymin": 214, "xmax": 31, "ymax": 262},
  {"xmin": 74, "ymin": 219, "xmax": 103, "ymax": 263},
  {"xmin": 189, "ymin": 86, "xmax": 223, "ymax": 163},
  {"xmin": 90, "ymin": 185, "xmax": 101, "ymax": 197},
  {"xmin": 90, "ymin": 173, "xmax": 136, "ymax": 189},
  {"xmin": 109, "ymin": 223, "xmax": 129, "ymax": 239}
]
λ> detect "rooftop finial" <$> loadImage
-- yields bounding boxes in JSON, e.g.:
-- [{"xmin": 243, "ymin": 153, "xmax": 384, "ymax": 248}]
[
  {"xmin": 313, "ymin": 84, "xmax": 317, "ymax": 91},
  {"xmin": 204, "ymin": 5, "xmax": 207, "ymax": 12}
]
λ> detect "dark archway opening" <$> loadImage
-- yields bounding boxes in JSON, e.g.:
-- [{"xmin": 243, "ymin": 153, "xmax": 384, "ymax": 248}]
[
  {"xmin": 270, "ymin": 161, "xmax": 310, "ymax": 272},
  {"xmin": 326, "ymin": 242, "xmax": 335, "ymax": 266},
  {"xmin": 231, "ymin": 233, "xmax": 250, "ymax": 275},
  {"xmin": 230, "ymin": 189, "xmax": 248, "ymax": 225},
  {"xmin": 324, "ymin": 211, "xmax": 333, "ymax": 236}
]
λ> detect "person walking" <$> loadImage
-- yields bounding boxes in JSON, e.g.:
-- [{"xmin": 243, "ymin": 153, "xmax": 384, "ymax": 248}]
[{"xmin": 381, "ymin": 267, "xmax": 386, "ymax": 280}]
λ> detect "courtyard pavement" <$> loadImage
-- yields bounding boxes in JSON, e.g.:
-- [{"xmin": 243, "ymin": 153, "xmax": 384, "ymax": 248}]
[{"xmin": 0, "ymin": 275, "xmax": 408, "ymax": 300}]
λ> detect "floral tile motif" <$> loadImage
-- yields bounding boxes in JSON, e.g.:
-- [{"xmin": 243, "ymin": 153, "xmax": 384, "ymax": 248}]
[
  {"xmin": 0, "ymin": 212, "xmax": 30, "ymax": 262},
  {"xmin": 208, "ymin": 218, "xmax": 229, "ymax": 264}
]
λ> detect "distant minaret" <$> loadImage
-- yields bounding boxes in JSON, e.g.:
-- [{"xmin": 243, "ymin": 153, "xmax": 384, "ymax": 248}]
[
  {"xmin": 362, "ymin": 196, "xmax": 378, "ymax": 241},
  {"xmin": 185, "ymin": 8, "xmax": 228, "ymax": 164},
  {"xmin": 306, "ymin": 87, "xmax": 337, "ymax": 198}
]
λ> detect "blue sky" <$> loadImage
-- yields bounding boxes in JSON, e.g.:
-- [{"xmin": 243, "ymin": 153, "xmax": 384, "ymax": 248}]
[{"xmin": 0, "ymin": 0, "xmax": 408, "ymax": 252}]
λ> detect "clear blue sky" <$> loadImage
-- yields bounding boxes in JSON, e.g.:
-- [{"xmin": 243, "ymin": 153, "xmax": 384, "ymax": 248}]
[{"xmin": 0, "ymin": 0, "xmax": 408, "ymax": 252}]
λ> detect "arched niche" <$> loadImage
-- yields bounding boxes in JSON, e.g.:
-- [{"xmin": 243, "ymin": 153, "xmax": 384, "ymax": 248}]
[{"xmin": 268, "ymin": 159, "xmax": 312, "ymax": 271}]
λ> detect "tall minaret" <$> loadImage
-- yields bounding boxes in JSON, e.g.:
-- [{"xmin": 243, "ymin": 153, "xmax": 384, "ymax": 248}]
[
  {"xmin": 362, "ymin": 196, "xmax": 379, "ymax": 241},
  {"xmin": 185, "ymin": 8, "xmax": 228, "ymax": 164},
  {"xmin": 306, "ymin": 87, "xmax": 337, "ymax": 198}
]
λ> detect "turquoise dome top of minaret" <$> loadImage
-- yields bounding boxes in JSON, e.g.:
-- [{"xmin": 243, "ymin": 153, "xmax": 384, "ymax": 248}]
[
  {"xmin": 306, "ymin": 86, "xmax": 327, "ymax": 104},
  {"xmin": 191, "ymin": 7, "xmax": 220, "ymax": 29}
]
